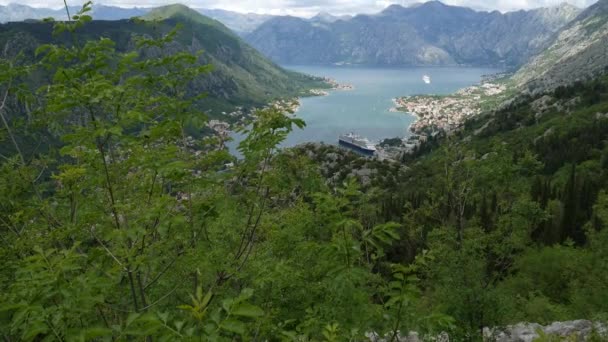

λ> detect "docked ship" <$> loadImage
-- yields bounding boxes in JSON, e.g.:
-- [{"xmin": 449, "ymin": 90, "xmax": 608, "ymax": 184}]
[
  {"xmin": 339, "ymin": 133, "xmax": 377, "ymax": 156},
  {"xmin": 423, "ymin": 75, "xmax": 431, "ymax": 84}
]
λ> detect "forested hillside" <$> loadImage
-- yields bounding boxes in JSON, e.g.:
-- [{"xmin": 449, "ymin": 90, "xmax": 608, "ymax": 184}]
[
  {"xmin": 1, "ymin": 2, "xmax": 608, "ymax": 342},
  {"xmin": 0, "ymin": 4, "xmax": 326, "ymax": 117}
]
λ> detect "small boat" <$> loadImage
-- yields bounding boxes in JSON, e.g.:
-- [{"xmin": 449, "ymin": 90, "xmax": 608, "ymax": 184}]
[
  {"xmin": 339, "ymin": 133, "xmax": 377, "ymax": 156},
  {"xmin": 423, "ymin": 75, "xmax": 431, "ymax": 84}
]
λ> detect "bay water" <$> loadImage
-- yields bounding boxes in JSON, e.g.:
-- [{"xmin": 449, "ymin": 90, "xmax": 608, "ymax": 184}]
[{"xmin": 230, "ymin": 65, "xmax": 500, "ymax": 153}]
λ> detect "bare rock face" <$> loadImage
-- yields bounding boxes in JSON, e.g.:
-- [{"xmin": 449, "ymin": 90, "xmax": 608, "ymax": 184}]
[
  {"xmin": 513, "ymin": 0, "xmax": 608, "ymax": 93},
  {"xmin": 484, "ymin": 320, "xmax": 608, "ymax": 341}
]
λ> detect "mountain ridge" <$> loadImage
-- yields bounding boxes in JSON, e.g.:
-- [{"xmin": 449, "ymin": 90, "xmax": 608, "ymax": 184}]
[{"xmin": 245, "ymin": 1, "xmax": 580, "ymax": 67}]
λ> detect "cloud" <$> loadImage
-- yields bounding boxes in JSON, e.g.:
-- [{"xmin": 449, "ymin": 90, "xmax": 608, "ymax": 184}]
[{"xmin": 0, "ymin": 0, "xmax": 599, "ymax": 16}]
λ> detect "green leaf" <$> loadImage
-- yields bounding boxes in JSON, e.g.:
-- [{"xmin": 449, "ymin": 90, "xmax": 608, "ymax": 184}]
[
  {"xmin": 201, "ymin": 289, "xmax": 213, "ymax": 309},
  {"xmin": 232, "ymin": 303, "xmax": 264, "ymax": 318},
  {"xmin": 83, "ymin": 327, "xmax": 113, "ymax": 339},
  {"xmin": 221, "ymin": 319, "xmax": 246, "ymax": 335},
  {"xmin": 126, "ymin": 312, "xmax": 141, "ymax": 327},
  {"xmin": 158, "ymin": 311, "xmax": 169, "ymax": 323},
  {"xmin": 22, "ymin": 323, "xmax": 48, "ymax": 341}
]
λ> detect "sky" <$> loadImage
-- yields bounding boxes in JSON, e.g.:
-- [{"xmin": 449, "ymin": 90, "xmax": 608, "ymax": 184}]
[{"xmin": 1, "ymin": 0, "xmax": 599, "ymax": 16}]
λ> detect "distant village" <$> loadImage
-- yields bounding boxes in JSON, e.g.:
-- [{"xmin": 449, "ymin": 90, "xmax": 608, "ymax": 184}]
[
  {"xmin": 395, "ymin": 82, "xmax": 507, "ymax": 135},
  {"xmin": 206, "ymin": 78, "xmax": 354, "ymax": 146},
  {"xmin": 207, "ymin": 99, "xmax": 302, "ymax": 142}
]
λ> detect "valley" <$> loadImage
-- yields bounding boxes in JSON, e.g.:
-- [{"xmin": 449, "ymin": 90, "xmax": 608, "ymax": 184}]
[{"xmin": 2, "ymin": 0, "xmax": 608, "ymax": 341}]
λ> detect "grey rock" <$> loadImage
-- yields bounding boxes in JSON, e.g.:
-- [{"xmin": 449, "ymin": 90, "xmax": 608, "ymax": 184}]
[
  {"xmin": 367, "ymin": 331, "xmax": 450, "ymax": 342},
  {"xmin": 484, "ymin": 320, "xmax": 607, "ymax": 341},
  {"xmin": 368, "ymin": 321, "xmax": 607, "ymax": 342},
  {"xmin": 486, "ymin": 323, "xmax": 544, "ymax": 342}
]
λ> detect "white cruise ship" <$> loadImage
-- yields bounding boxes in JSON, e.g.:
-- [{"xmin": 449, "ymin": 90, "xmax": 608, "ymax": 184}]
[{"xmin": 338, "ymin": 133, "xmax": 377, "ymax": 156}]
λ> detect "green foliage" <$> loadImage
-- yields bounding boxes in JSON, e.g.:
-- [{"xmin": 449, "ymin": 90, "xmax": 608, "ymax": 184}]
[
  {"xmin": 2, "ymin": 2, "xmax": 608, "ymax": 340},
  {"xmin": 0, "ymin": 3, "xmax": 456, "ymax": 340}
]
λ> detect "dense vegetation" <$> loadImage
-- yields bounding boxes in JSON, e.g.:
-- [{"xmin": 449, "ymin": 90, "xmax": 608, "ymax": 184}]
[{"xmin": 1, "ymin": 3, "xmax": 608, "ymax": 341}]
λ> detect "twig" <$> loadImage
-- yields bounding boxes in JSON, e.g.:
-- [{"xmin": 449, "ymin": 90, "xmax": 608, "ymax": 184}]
[
  {"xmin": 90, "ymin": 227, "xmax": 127, "ymax": 271},
  {"xmin": 143, "ymin": 253, "xmax": 181, "ymax": 290},
  {"xmin": 139, "ymin": 286, "xmax": 177, "ymax": 311},
  {"xmin": 62, "ymin": 0, "xmax": 72, "ymax": 22},
  {"xmin": 0, "ymin": 79, "xmax": 26, "ymax": 166}
]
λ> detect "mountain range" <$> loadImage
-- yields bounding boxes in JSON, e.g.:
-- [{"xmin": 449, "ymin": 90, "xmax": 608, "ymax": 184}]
[
  {"xmin": 0, "ymin": 4, "xmax": 325, "ymax": 116},
  {"xmin": 0, "ymin": 3, "xmax": 355, "ymax": 36},
  {"xmin": 2, "ymin": 1, "xmax": 608, "ymax": 94},
  {"xmin": 245, "ymin": 1, "xmax": 581, "ymax": 68},
  {"xmin": 0, "ymin": 2, "xmax": 588, "ymax": 69}
]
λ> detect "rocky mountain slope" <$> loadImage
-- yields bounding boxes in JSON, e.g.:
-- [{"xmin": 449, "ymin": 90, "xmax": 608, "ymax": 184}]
[
  {"xmin": 513, "ymin": 0, "xmax": 608, "ymax": 93},
  {"xmin": 0, "ymin": 4, "xmax": 326, "ymax": 116},
  {"xmin": 245, "ymin": 1, "xmax": 580, "ymax": 67}
]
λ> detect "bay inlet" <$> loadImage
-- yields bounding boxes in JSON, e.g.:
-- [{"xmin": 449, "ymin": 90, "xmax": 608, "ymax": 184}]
[{"xmin": 230, "ymin": 65, "xmax": 501, "ymax": 153}]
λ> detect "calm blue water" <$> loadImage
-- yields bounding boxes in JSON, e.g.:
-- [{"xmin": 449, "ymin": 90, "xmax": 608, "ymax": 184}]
[{"xmin": 229, "ymin": 65, "xmax": 500, "ymax": 152}]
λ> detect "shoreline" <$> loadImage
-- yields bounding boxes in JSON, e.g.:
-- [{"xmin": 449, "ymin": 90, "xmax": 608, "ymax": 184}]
[
  {"xmin": 308, "ymin": 77, "xmax": 356, "ymax": 97},
  {"xmin": 390, "ymin": 98, "xmax": 420, "ymax": 133}
]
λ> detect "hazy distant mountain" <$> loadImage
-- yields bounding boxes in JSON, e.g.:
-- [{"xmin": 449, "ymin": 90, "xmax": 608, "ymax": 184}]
[
  {"xmin": 197, "ymin": 8, "xmax": 274, "ymax": 35},
  {"xmin": 513, "ymin": 0, "xmax": 608, "ymax": 92},
  {"xmin": 197, "ymin": 10, "xmax": 353, "ymax": 35},
  {"xmin": 0, "ymin": 3, "xmax": 68, "ymax": 22},
  {"xmin": 0, "ymin": 3, "xmax": 148, "ymax": 22},
  {"xmin": 246, "ymin": 1, "xmax": 580, "ymax": 67},
  {"xmin": 89, "ymin": 5, "xmax": 148, "ymax": 20},
  {"xmin": 309, "ymin": 12, "xmax": 352, "ymax": 24}
]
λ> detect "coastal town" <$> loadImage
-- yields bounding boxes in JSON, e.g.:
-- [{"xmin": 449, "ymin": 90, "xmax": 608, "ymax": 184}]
[
  {"xmin": 367, "ymin": 81, "xmax": 510, "ymax": 160},
  {"xmin": 393, "ymin": 82, "xmax": 508, "ymax": 135}
]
